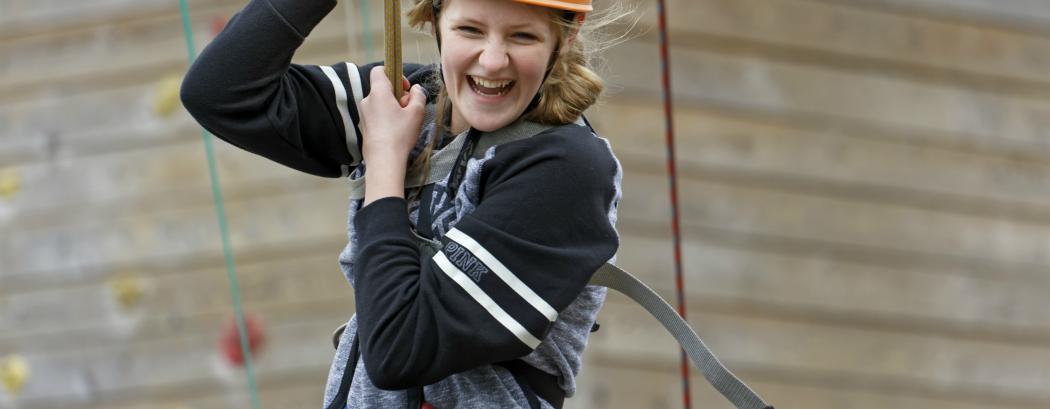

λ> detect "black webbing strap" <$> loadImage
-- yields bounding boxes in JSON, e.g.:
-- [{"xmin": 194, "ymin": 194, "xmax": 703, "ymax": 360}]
[
  {"xmin": 415, "ymin": 183, "xmax": 437, "ymax": 239},
  {"xmin": 324, "ymin": 335, "xmax": 360, "ymax": 409},
  {"xmin": 406, "ymin": 386, "xmax": 424, "ymax": 409},
  {"xmin": 415, "ymin": 128, "xmax": 479, "ymax": 240},
  {"xmin": 445, "ymin": 129, "xmax": 481, "ymax": 201},
  {"xmin": 496, "ymin": 360, "xmax": 565, "ymax": 409},
  {"xmin": 329, "ymin": 329, "xmax": 429, "ymax": 409}
]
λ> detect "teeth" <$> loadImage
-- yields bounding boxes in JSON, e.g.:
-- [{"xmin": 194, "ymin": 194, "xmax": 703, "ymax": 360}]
[{"xmin": 471, "ymin": 76, "xmax": 511, "ymax": 89}]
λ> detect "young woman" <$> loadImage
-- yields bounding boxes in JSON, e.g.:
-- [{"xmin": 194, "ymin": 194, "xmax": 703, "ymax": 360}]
[{"xmin": 181, "ymin": 0, "xmax": 623, "ymax": 407}]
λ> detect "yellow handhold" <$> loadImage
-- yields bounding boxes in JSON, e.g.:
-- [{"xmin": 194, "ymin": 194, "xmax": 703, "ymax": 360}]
[
  {"xmin": 0, "ymin": 355, "xmax": 29, "ymax": 396},
  {"xmin": 110, "ymin": 274, "xmax": 145, "ymax": 310},
  {"xmin": 153, "ymin": 75, "xmax": 184, "ymax": 117},
  {"xmin": 0, "ymin": 168, "xmax": 19, "ymax": 199}
]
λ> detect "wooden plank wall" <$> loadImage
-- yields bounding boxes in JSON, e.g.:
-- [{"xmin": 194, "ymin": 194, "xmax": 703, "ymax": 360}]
[{"xmin": 2, "ymin": 0, "xmax": 1049, "ymax": 408}]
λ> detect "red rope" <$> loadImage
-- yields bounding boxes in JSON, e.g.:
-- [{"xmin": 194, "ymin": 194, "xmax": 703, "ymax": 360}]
[{"xmin": 655, "ymin": 0, "xmax": 691, "ymax": 408}]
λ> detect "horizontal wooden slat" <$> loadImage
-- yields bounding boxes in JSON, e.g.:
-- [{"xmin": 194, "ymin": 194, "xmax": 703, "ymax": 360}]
[
  {"xmin": 0, "ymin": 0, "xmax": 395, "ymax": 105},
  {"xmin": 619, "ymin": 170, "xmax": 1050, "ymax": 274},
  {"xmin": 95, "ymin": 380, "xmax": 325, "ymax": 409},
  {"xmin": 1, "ymin": 183, "xmax": 349, "ymax": 292},
  {"xmin": 0, "ymin": 30, "xmax": 429, "ymax": 167},
  {"xmin": 615, "ymin": 233, "xmax": 1050, "ymax": 344},
  {"xmin": 0, "ymin": 0, "xmax": 239, "ymax": 40},
  {"xmin": 607, "ymin": 39, "xmax": 1050, "ymax": 158},
  {"xmin": 586, "ymin": 294, "xmax": 1050, "ymax": 405},
  {"xmin": 828, "ymin": 0, "xmax": 1050, "ymax": 35},
  {"xmin": 658, "ymin": 0, "xmax": 1050, "ymax": 87},
  {"xmin": 0, "ymin": 251, "xmax": 348, "ymax": 350},
  {"xmin": 572, "ymin": 360, "xmax": 1036, "ymax": 409},
  {"xmin": 593, "ymin": 97, "xmax": 1050, "ymax": 214},
  {"xmin": 8, "ymin": 314, "xmax": 342, "ymax": 407},
  {"xmin": 6, "ymin": 136, "xmax": 333, "ymax": 230},
  {"xmin": 0, "ymin": 85, "xmax": 194, "ymax": 161}
]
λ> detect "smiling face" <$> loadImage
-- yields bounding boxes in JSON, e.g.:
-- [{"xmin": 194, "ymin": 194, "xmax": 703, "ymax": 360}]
[{"xmin": 438, "ymin": 0, "xmax": 559, "ymax": 134}]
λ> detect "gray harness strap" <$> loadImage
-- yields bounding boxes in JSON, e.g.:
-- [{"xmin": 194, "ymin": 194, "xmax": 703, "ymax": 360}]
[
  {"xmin": 348, "ymin": 109, "xmax": 564, "ymax": 201},
  {"xmin": 590, "ymin": 264, "xmax": 774, "ymax": 409}
]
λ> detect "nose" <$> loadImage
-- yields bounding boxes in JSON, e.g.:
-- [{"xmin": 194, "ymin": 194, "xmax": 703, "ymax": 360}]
[{"xmin": 478, "ymin": 40, "xmax": 509, "ymax": 73}]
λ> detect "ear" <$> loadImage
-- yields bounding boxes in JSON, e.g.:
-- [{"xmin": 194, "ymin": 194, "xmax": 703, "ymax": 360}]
[{"xmin": 562, "ymin": 15, "xmax": 584, "ymax": 53}]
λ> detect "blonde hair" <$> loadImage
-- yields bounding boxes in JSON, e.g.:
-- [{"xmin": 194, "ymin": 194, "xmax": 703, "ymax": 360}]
[{"xmin": 404, "ymin": 0, "xmax": 630, "ymax": 195}]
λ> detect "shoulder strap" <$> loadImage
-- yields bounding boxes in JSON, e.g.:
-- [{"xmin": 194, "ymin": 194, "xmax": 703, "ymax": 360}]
[
  {"xmin": 348, "ymin": 116, "xmax": 586, "ymax": 201},
  {"xmin": 496, "ymin": 360, "xmax": 565, "ymax": 409},
  {"xmin": 324, "ymin": 332, "xmax": 360, "ymax": 409},
  {"xmin": 589, "ymin": 264, "xmax": 774, "ymax": 409}
]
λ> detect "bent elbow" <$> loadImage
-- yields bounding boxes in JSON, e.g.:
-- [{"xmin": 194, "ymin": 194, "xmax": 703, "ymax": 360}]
[
  {"xmin": 364, "ymin": 355, "xmax": 427, "ymax": 391},
  {"xmin": 360, "ymin": 336, "xmax": 444, "ymax": 390},
  {"xmin": 179, "ymin": 72, "xmax": 210, "ymax": 118}
]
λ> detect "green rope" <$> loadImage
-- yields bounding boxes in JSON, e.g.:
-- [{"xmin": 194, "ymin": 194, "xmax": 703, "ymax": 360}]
[
  {"xmin": 177, "ymin": 2, "xmax": 262, "ymax": 409},
  {"xmin": 345, "ymin": 0, "xmax": 376, "ymax": 61},
  {"xmin": 359, "ymin": 0, "xmax": 375, "ymax": 61}
]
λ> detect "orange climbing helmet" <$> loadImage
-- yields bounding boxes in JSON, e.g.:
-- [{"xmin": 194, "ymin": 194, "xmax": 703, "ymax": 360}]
[
  {"xmin": 430, "ymin": 0, "xmax": 592, "ymax": 15},
  {"xmin": 512, "ymin": 0, "xmax": 592, "ymax": 12}
]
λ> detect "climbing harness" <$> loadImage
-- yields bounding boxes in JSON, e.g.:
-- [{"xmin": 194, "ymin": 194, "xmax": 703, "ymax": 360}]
[{"xmin": 330, "ymin": 113, "xmax": 773, "ymax": 409}]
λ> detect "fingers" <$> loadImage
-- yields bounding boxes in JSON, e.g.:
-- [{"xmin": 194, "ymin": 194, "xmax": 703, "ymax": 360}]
[
  {"xmin": 398, "ymin": 84, "xmax": 427, "ymax": 108},
  {"xmin": 371, "ymin": 67, "xmax": 418, "ymax": 105}
]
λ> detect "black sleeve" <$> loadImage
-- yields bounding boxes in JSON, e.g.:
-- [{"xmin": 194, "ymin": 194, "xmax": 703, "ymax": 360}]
[
  {"xmin": 352, "ymin": 126, "xmax": 620, "ymax": 390},
  {"xmin": 179, "ymin": 0, "xmax": 434, "ymax": 177}
]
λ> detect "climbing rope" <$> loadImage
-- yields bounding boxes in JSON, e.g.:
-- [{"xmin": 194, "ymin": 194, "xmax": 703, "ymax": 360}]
[
  {"xmin": 344, "ymin": 0, "xmax": 377, "ymax": 62},
  {"xmin": 654, "ymin": 0, "xmax": 692, "ymax": 408},
  {"xmin": 176, "ymin": 2, "xmax": 262, "ymax": 408},
  {"xmin": 384, "ymin": 0, "xmax": 404, "ymax": 98}
]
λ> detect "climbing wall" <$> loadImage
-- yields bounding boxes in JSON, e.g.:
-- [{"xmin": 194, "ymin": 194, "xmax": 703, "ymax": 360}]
[{"xmin": 2, "ymin": 0, "xmax": 1050, "ymax": 408}]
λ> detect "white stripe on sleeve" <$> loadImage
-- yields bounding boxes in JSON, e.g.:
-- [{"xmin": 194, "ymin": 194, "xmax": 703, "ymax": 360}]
[
  {"xmin": 445, "ymin": 228, "xmax": 558, "ymax": 322},
  {"xmin": 346, "ymin": 63, "xmax": 364, "ymax": 106},
  {"xmin": 319, "ymin": 65, "xmax": 361, "ymax": 165},
  {"xmin": 434, "ymin": 252, "xmax": 542, "ymax": 349}
]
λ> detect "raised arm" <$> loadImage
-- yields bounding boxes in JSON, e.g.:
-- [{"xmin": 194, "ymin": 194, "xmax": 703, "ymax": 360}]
[{"xmin": 180, "ymin": 0, "xmax": 430, "ymax": 177}]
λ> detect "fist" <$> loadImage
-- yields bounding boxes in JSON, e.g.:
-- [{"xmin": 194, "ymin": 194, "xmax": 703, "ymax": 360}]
[{"xmin": 359, "ymin": 66, "xmax": 428, "ymax": 165}]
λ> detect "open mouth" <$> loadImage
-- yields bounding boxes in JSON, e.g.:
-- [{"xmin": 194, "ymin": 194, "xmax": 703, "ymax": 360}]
[{"xmin": 468, "ymin": 75, "xmax": 514, "ymax": 97}]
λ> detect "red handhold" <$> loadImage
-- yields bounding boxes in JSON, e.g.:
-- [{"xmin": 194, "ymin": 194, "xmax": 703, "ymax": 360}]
[
  {"xmin": 211, "ymin": 15, "xmax": 228, "ymax": 36},
  {"xmin": 219, "ymin": 313, "xmax": 266, "ymax": 366},
  {"xmin": 421, "ymin": 403, "xmax": 436, "ymax": 409}
]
